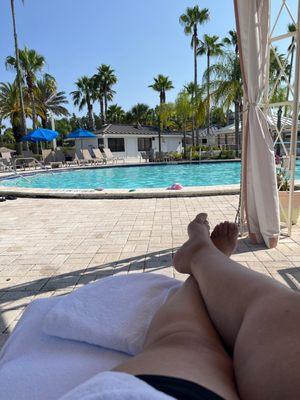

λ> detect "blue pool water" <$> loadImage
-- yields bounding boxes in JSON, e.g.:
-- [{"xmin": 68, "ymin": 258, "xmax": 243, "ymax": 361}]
[{"xmin": 1, "ymin": 161, "xmax": 299, "ymax": 190}]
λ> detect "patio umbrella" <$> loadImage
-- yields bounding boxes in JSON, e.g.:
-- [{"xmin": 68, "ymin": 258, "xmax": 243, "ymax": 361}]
[
  {"xmin": 66, "ymin": 129, "xmax": 97, "ymax": 149},
  {"xmin": 21, "ymin": 128, "xmax": 58, "ymax": 142}
]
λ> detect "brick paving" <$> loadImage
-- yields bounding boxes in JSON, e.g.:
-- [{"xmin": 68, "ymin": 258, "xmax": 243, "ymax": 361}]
[{"xmin": 1, "ymin": 195, "xmax": 300, "ymax": 349}]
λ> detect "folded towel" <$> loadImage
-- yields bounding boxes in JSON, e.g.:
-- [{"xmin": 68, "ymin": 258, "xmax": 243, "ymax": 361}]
[
  {"xmin": 43, "ymin": 273, "xmax": 181, "ymax": 355},
  {"xmin": 59, "ymin": 371, "xmax": 174, "ymax": 400}
]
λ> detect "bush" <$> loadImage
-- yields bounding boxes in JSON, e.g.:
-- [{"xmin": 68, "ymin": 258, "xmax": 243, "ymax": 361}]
[{"xmin": 218, "ymin": 150, "xmax": 236, "ymax": 159}]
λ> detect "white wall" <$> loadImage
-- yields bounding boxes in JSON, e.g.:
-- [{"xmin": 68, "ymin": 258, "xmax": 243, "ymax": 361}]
[{"xmin": 75, "ymin": 138, "xmax": 98, "ymax": 152}]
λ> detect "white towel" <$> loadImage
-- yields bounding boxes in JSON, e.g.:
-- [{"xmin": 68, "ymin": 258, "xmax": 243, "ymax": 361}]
[
  {"xmin": 0, "ymin": 298, "xmax": 129, "ymax": 400},
  {"xmin": 59, "ymin": 371, "xmax": 174, "ymax": 400},
  {"xmin": 43, "ymin": 273, "xmax": 181, "ymax": 355}
]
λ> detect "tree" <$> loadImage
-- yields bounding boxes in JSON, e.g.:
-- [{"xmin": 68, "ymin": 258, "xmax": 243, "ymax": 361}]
[
  {"xmin": 71, "ymin": 76, "xmax": 95, "ymax": 130},
  {"xmin": 175, "ymin": 91, "xmax": 192, "ymax": 158},
  {"xmin": 106, "ymin": 104, "xmax": 125, "ymax": 123},
  {"xmin": 149, "ymin": 74, "xmax": 174, "ymax": 105},
  {"xmin": 149, "ymin": 74, "xmax": 174, "ymax": 152},
  {"xmin": 0, "ymin": 81, "xmax": 33, "ymax": 152},
  {"xmin": 198, "ymin": 34, "xmax": 224, "ymax": 138},
  {"xmin": 6, "ymin": 47, "xmax": 45, "ymax": 130},
  {"xmin": 179, "ymin": 6, "xmax": 209, "ymax": 145},
  {"xmin": 285, "ymin": 23, "xmax": 296, "ymax": 116},
  {"xmin": 35, "ymin": 74, "xmax": 68, "ymax": 128},
  {"xmin": 93, "ymin": 64, "xmax": 117, "ymax": 124},
  {"xmin": 128, "ymin": 103, "xmax": 150, "ymax": 125},
  {"xmin": 9, "ymin": 0, "xmax": 27, "ymax": 138},
  {"xmin": 207, "ymin": 51, "xmax": 242, "ymax": 156},
  {"xmin": 223, "ymin": 30, "xmax": 238, "ymax": 55}
]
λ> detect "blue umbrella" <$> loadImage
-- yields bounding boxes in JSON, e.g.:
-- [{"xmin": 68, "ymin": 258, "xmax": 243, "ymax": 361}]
[
  {"xmin": 66, "ymin": 129, "xmax": 97, "ymax": 150},
  {"xmin": 21, "ymin": 128, "xmax": 58, "ymax": 142},
  {"xmin": 66, "ymin": 129, "xmax": 96, "ymax": 139}
]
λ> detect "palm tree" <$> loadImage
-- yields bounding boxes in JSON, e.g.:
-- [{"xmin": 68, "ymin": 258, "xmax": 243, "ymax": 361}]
[
  {"xmin": 129, "ymin": 103, "xmax": 150, "ymax": 125},
  {"xmin": 9, "ymin": 0, "xmax": 27, "ymax": 138},
  {"xmin": 175, "ymin": 91, "xmax": 192, "ymax": 158},
  {"xmin": 93, "ymin": 64, "xmax": 117, "ymax": 124},
  {"xmin": 223, "ymin": 30, "xmax": 238, "ymax": 55},
  {"xmin": 198, "ymin": 34, "xmax": 224, "ymax": 138},
  {"xmin": 149, "ymin": 74, "xmax": 173, "ymax": 152},
  {"xmin": 106, "ymin": 104, "xmax": 125, "ymax": 123},
  {"xmin": 207, "ymin": 51, "xmax": 242, "ymax": 155},
  {"xmin": 179, "ymin": 6, "xmax": 209, "ymax": 145},
  {"xmin": 6, "ymin": 47, "xmax": 45, "ymax": 131},
  {"xmin": 0, "ymin": 81, "xmax": 32, "ymax": 152},
  {"xmin": 71, "ymin": 76, "xmax": 95, "ymax": 130},
  {"xmin": 35, "ymin": 74, "xmax": 69, "ymax": 128},
  {"xmin": 285, "ymin": 23, "xmax": 296, "ymax": 115}
]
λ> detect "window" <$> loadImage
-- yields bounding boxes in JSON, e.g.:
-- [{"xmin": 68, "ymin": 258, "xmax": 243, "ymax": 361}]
[
  {"xmin": 108, "ymin": 138, "xmax": 125, "ymax": 152},
  {"xmin": 98, "ymin": 138, "xmax": 104, "ymax": 149},
  {"xmin": 138, "ymin": 138, "xmax": 152, "ymax": 151},
  {"xmin": 202, "ymin": 138, "xmax": 207, "ymax": 144}
]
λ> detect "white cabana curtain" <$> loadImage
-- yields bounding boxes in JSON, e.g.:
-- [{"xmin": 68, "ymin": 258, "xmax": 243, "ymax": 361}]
[{"xmin": 234, "ymin": 0, "xmax": 280, "ymax": 248}]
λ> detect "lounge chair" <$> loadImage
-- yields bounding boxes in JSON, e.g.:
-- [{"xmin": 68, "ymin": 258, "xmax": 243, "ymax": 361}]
[
  {"xmin": 54, "ymin": 149, "xmax": 77, "ymax": 167},
  {"xmin": 140, "ymin": 152, "xmax": 150, "ymax": 163},
  {"xmin": 82, "ymin": 149, "xmax": 98, "ymax": 164},
  {"xmin": 75, "ymin": 150, "xmax": 90, "ymax": 165},
  {"xmin": 92, "ymin": 148, "xmax": 106, "ymax": 164},
  {"xmin": 103, "ymin": 148, "xmax": 125, "ymax": 163}
]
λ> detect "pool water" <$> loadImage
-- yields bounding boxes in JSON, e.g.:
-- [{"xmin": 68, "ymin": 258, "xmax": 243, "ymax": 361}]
[{"xmin": 1, "ymin": 162, "xmax": 299, "ymax": 190}]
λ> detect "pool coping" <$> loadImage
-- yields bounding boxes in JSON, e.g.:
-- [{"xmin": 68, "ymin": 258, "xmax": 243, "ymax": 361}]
[{"xmin": 0, "ymin": 160, "xmax": 296, "ymax": 199}]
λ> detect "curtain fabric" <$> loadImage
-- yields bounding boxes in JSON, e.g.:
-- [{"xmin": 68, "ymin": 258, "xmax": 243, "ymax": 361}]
[{"xmin": 234, "ymin": 0, "xmax": 280, "ymax": 248}]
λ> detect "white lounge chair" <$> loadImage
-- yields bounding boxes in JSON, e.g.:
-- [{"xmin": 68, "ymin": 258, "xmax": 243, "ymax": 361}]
[
  {"xmin": 82, "ymin": 149, "xmax": 98, "ymax": 164},
  {"xmin": 75, "ymin": 150, "xmax": 90, "ymax": 166},
  {"xmin": 103, "ymin": 148, "xmax": 125, "ymax": 163},
  {"xmin": 92, "ymin": 148, "xmax": 106, "ymax": 164}
]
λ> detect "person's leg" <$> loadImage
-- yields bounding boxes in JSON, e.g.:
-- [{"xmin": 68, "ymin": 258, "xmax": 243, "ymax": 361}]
[
  {"xmin": 174, "ymin": 213, "xmax": 300, "ymax": 400},
  {"xmin": 114, "ymin": 276, "xmax": 239, "ymax": 400}
]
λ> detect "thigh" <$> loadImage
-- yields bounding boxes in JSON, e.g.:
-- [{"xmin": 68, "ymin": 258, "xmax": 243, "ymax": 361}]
[{"xmin": 113, "ymin": 277, "xmax": 239, "ymax": 400}]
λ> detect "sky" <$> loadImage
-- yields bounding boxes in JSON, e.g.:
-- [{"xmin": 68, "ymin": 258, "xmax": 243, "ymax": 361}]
[{"xmin": 0, "ymin": 0, "xmax": 298, "ymax": 120}]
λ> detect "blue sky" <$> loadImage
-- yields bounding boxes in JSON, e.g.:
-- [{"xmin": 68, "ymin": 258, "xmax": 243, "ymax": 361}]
[{"xmin": 0, "ymin": 0, "xmax": 297, "ymax": 119}]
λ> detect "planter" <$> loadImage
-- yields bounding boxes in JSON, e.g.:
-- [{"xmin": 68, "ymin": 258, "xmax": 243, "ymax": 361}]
[{"xmin": 278, "ymin": 191, "xmax": 300, "ymax": 224}]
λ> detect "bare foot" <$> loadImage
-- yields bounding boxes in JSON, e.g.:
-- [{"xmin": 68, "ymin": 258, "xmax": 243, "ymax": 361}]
[
  {"xmin": 173, "ymin": 213, "xmax": 213, "ymax": 274},
  {"xmin": 211, "ymin": 222, "xmax": 238, "ymax": 257}
]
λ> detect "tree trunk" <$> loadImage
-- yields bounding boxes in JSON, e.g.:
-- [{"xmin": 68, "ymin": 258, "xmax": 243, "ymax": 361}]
[
  {"xmin": 104, "ymin": 94, "xmax": 108, "ymax": 123},
  {"xmin": 206, "ymin": 52, "xmax": 210, "ymax": 137},
  {"xmin": 234, "ymin": 100, "xmax": 240, "ymax": 157},
  {"xmin": 158, "ymin": 99, "xmax": 162, "ymax": 155},
  {"xmin": 87, "ymin": 102, "xmax": 95, "ymax": 131},
  {"xmin": 99, "ymin": 96, "xmax": 104, "ymax": 124},
  {"xmin": 285, "ymin": 39, "xmax": 295, "ymax": 117},
  {"xmin": 277, "ymin": 106, "xmax": 282, "ymax": 156},
  {"xmin": 10, "ymin": 0, "xmax": 27, "ymax": 143},
  {"xmin": 193, "ymin": 26, "xmax": 198, "ymax": 146},
  {"xmin": 183, "ymin": 121, "xmax": 187, "ymax": 159}
]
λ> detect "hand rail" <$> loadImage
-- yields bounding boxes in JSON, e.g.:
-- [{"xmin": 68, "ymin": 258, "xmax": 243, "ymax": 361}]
[{"xmin": 13, "ymin": 157, "xmax": 54, "ymax": 175}]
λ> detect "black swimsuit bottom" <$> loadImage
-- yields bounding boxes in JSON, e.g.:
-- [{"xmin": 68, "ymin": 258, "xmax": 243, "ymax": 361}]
[{"xmin": 136, "ymin": 375, "xmax": 225, "ymax": 400}]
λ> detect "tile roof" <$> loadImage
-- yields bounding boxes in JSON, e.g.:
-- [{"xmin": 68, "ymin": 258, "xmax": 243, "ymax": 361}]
[{"xmin": 96, "ymin": 124, "xmax": 183, "ymax": 136}]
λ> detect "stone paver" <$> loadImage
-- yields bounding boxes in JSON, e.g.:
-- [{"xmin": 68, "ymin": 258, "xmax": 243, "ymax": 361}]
[{"xmin": 0, "ymin": 195, "xmax": 300, "ymax": 348}]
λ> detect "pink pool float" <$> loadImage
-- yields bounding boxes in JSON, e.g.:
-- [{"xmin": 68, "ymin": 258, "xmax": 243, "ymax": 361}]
[{"xmin": 167, "ymin": 183, "xmax": 183, "ymax": 191}]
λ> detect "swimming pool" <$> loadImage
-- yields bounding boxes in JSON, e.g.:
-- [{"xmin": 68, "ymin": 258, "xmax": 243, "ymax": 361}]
[{"xmin": 1, "ymin": 161, "xmax": 299, "ymax": 190}]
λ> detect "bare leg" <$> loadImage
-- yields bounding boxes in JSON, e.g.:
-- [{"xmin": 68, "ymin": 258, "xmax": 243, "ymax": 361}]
[
  {"xmin": 114, "ymin": 276, "xmax": 239, "ymax": 399},
  {"xmin": 174, "ymin": 213, "xmax": 300, "ymax": 400}
]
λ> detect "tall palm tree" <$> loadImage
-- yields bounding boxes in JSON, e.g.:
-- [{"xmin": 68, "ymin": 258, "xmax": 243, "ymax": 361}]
[
  {"xmin": 285, "ymin": 23, "xmax": 296, "ymax": 116},
  {"xmin": 179, "ymin": 6, "xmax": 209, "ymax": 145},
  {"xmin": 0, "ymin": 81, "xmax": 32, "ymax": 152},
  {"xmin": 71, "ymin": 76, "xmax": 95, "ymax": 130},
  {"xmin": 35, "ymin": 74, "xmax": 69, "ymax": 128},
  {"xmin": 9, "ymin": 0, "xmax": 27, "ymax": 138},
  {"xmin": 207, "ymin": 51, "xmax": 242, "ymax": 156},
  {"xmin": 198, "ymin": 34, "xmax": 224, "ymax": 137},
  {"xmin": 149, "ymin": 74, "xmax": 174, "ymax": 152},
  {"xmin": 106, "ymin": 104, "xmax": 125, "ymax": 123},
  {"xmin": 6, "ymin": 47, "xmax": 45, "ymax": 131},
  {"xmin": 93, "ymin": 64, "xmax": 117, "ymax": 124}
]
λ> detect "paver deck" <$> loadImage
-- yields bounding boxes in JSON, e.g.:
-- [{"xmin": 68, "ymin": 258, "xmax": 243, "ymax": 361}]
[{"xmin": 1, "ymin": 195, "xmax": 300, "ymax": 349}]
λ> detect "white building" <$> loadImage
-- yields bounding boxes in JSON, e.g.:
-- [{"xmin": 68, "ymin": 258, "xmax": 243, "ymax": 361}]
[{"xmin": 94, "ymin": 124, "xmax": 183, "ymax": 160}]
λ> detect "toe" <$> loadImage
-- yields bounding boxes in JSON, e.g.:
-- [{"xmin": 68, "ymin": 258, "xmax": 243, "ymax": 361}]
[
  {"xmin": 229, "ymin": 223, "xmax": 239, "ymax": 236},
  {"xmin": 195, "ymin": 213, "xmax": 208, "ymax": 223}
]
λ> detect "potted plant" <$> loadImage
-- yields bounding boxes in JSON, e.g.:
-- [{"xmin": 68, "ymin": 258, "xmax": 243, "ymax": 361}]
[{"xmin": 277, "ymin": 168, "xmax": 300, "ymax": 224}]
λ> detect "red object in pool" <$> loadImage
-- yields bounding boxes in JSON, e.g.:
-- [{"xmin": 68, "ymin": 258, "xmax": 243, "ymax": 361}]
[{"xmin": 167, "ymin": 183, "xmax": 183, "ymax": 190}]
